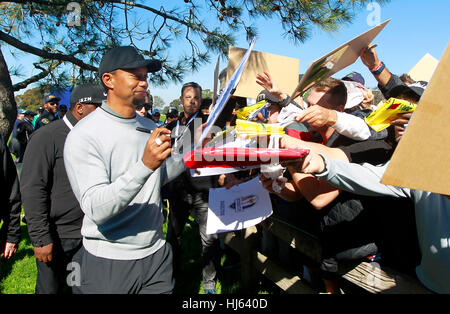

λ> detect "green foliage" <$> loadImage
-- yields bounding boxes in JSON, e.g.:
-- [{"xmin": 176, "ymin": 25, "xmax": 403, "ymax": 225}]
[
  {"xmin": 152, "ymin": 95, "xmax": 165, "ymax": 109},
  {"xmin": 169, "ymin": 98, "xmax": 181, "ymax": 110},
  {"xmin": 1, "ymin": 0, "xmax": 389, "ymax": 92},
  {"xmin": 14, "ymin": 87, "xmax": 48, "ymax": 112},
  {"xmin": 202, "ymin": 88, "xmax": 213, "ymax": 99}
]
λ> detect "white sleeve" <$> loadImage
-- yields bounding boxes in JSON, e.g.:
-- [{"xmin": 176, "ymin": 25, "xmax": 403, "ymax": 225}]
[{"xmin": 332, "ymin": 111, "xmax": 371, "ymax": 141}]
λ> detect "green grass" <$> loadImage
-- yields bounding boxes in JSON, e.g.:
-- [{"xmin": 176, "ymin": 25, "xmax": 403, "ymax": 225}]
[
  {"xmin": 0, "ymin": 202, "xmax": 280, "ymax": 294},
  {"xmin": 0, "ymin": 223, "xmax": 36, "ymax": 294}
]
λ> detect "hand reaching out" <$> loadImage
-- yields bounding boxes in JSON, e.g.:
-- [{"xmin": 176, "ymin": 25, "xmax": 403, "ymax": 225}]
[
  {"xmin": 256, "ymin": 72, "xmax": 284, "ymax": 101},
  {"xmin": 361, "ymin": 88, "xmax": 375, "ymax": 108},
  {"xmin": 360, "ymin": 44, "xmax": 380, "ymax": 70},
  {"xmin": 299, "ymin": 152, "xmax": 326, "ymax": 175},
  {"xmin": 294, "ymin": 105, "xmax": 337, "ymax": 127}
]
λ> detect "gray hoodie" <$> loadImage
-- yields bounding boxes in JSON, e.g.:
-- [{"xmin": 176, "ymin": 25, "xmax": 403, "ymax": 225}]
[{"xmin": 64, "ymin": 103, "xmax": 186, "ymax": 260}]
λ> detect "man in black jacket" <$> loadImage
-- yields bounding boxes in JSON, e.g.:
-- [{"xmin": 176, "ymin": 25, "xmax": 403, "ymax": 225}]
[
  {"xmin": 34, "ymin": 94, "xmax": 61, "ymax": 131},
  {"xmin": 0, "ymin": 132, "xmax": 21, "ymax": 260},
  {"xmin": 20, "ymin": 84, "xmax": 105, "ymax": 294},
  {"xmin": 14, "ymin": 110, "xmax": 36, "ymax": 163}
]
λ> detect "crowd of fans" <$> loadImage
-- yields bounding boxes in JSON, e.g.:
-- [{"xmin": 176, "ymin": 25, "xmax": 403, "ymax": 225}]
[{"xmin": 0, "ymin": 42, "xmax": 448, "ymax": 295}]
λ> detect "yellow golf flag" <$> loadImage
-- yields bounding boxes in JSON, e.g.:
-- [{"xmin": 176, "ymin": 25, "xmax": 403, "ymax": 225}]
[{"xmin": 365, "ymin": 98, "xmax": 417, "ymax": 132}]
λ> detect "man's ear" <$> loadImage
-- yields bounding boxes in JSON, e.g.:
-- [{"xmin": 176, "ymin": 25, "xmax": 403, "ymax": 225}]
[
  {"xmin": 75, "ymin": 103, "xmax": 84, "ymax": 116},
  {"xmin": 102, "ymin": 73, "xmax": 114, "ymax": 90}
]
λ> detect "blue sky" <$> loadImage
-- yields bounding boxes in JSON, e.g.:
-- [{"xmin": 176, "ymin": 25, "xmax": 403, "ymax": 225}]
[
  {"xmin": 151, "ymin": 0, "xmax": 450, "ymax": 104},
  {"xmin": 5, "ymin": 0, "xmax": 450, "ymax": 106}
]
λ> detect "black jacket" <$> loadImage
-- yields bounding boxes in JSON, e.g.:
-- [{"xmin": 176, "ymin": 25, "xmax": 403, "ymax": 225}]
[
  {"xmin": 20, "ymin": 111, "xmax": 83, "ymax": 247},
  {"xmin": 0, "ymin": 132, "xmax": 21, "ymax": 245},
  {"xmin": 15, "ymin": 118, "xmax": 35, "ymax": 162},
  {"xmin": 16, "ymin": 118, "xmax": 34, "ymax": 144}
]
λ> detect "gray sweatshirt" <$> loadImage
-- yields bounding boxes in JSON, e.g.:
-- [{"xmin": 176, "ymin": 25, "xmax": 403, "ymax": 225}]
[
  {"xmin": 64, "ymin": 103, "xmax": 186, "ymax": 260},
  {"xmin": 316, "ymin": 155, "xmax": 450, "ymax": 294}
]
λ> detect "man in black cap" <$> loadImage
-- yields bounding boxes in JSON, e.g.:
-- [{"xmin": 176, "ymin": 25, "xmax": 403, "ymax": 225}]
[
  {"xmin": 64, "ymin": 46, "xmax": 186, "ymax": 294},
  {"xmin": 14, "ymin": 110, "xmax": 36, "ymax": 163},
  {"xmin": 20, "ymin": 84, "xmax": 105, "ymax": 294},
  {"xmin": 34, "ymin": 94, "xmax": 61, "ymax": 130}
]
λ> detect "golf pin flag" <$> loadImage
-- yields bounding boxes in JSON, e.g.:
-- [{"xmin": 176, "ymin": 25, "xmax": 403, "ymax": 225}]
[{"xmin": 365, "ymin": 98, "xmax": 417, "ymax": 132}]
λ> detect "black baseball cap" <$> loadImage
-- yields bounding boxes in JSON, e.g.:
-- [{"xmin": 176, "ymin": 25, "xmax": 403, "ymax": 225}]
[
  {"xmin": 70, "ymin": 84, "xmax": 107, "ymax": 107},
  {"xmin": 388, "ymin": 84, "xmax": 425, "ymax": 102},
  {"xmin": 256, "ymin": 90, "xmax": 284, "ymax": 106},
  {"xmin": 23, "ymin": 110, "xmax": 36, "ymax": 117},
  {"xmin": 98, "ymin": 46, "xmax": 162, "ymax": 78}
]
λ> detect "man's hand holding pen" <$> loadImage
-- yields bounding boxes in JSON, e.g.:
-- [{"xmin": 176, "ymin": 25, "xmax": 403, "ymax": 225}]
[{"xmin": 141, "ymin": 127, "xmax": 172, "ymax": 171}]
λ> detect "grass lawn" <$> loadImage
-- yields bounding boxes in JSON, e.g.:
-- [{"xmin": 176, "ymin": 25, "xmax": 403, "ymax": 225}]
[
  {"xmin": 0, "ymin": 223, "xmax": 36, "ymax": 294},
  {"xmin": 1, "ymin": 204, "xmax": 281, "ymax": 294}
]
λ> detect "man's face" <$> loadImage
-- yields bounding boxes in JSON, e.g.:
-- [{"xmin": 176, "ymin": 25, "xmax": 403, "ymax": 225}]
[
  {"xmin": 180, "ymin": 86, "xmax": 201, "ymax": 117},
  {"xmin": 306, "ymin": 88, "xmax": 343, "ymax": 132},
  {"xmin": 152, "ymin": 112, "xmax": 160, "ymax": 122},
  {"xmin": 24, "ymin": 114, "xmax": 33, "ymax": 121},
  {"xmin": 135, "ymin": 94, "xmax": 151, "ymax": 117},
  {"xmin": 109, "ymin": 67, "xmax": 149, "ymax": 107},
  {"xmin": 46, "ymin": 101, "xmax": 59, "ymax": 114},
  {"xmin": 307, "ymin": 89, "xmax": 333, "ymax": 110},
  {"xmin": 135, "ymin": 105, "xmax": 148, "ymax": 117}
]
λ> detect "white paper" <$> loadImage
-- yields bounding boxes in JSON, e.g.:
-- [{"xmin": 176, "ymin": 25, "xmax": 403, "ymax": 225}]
[{"xmin": 206, "ymin": 177, "xmax": 273, "ymax": 234}]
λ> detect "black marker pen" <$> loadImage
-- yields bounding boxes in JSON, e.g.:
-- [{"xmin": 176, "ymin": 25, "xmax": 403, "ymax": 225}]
[{"xmin": 136, "ymin": 127, "xmax": 152, "ymax": 134}]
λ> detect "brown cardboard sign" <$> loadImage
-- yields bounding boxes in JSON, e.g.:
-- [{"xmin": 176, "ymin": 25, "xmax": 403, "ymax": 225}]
[
  {"xmin": 381, "ymin": 42, "xmax": 450, "ymax": 195},
  {"xmin": 408, "ymin": 53, "xmax": 439, "ymax": 83},
  {"xmin": 291, "ymin": 19, "xmax": 390, "ymax": 99},
  {"xmin": 224, "ymin": 47, "xmax": 300, "ymax": 99}
]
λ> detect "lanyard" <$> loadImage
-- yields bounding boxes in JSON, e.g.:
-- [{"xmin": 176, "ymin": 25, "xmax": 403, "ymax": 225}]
[{"xmin": 175, "ymin": 112, "xmax": 198, "ymax": 137}]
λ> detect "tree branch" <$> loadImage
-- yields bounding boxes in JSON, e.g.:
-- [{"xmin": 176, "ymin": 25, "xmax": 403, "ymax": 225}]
[
  {"xmin": 12, "ymin": 60, "xmax": 63, "ymax": 91},
  {"xmin": 107, "ymin": 0, "xmax": 231, "ymax": 41},
  {"xmin": 0, "ymin": 30, "xmax": 98, "ymax": 71}
]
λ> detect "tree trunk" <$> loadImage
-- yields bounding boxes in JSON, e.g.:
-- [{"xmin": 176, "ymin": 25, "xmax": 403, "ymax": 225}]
[{"xmin": 0, "ymin": 46, "xmax": 17, "ymax": 140}]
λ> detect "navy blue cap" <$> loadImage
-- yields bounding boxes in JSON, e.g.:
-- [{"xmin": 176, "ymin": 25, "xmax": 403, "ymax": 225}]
[
  {"xmin": 342, "ymin": 71, "xmax": 365, "ymax": 86},
  {"xmin": 23, "ymin": 110, "xmax": 36, "ymax": 116}
]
